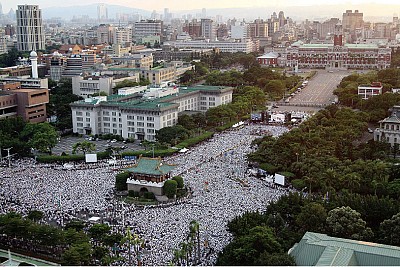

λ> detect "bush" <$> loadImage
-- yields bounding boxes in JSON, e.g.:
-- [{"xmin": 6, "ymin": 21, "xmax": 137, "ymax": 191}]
[
  {"xmin": 291, "ymin": 179, "xmax": 306, "ymax": 190},
  {"xmin": 172, "ymin": 176, "xmax": 184, "ymax": 188},
  {"xmin": 115, "ymin": 172, "xmax": 130, "ymax": 191},
  {"xmin": 176, "ymin": 188, "xmax": 187, "ymax": 198},
  {"xmin": 144, "ymin": 192, "xmax": 155, "ymax": 199},
  {"xmin": 163, "ymin": 180, "xmax": 178, "ymax": 198},
  {"xmin": 259, "ymin": 163, "xmax": 279, "ymax": 174},
  {"xmin": 175, "ymin": 131, "xmax": 214, "ymax": 148},
  {"xmin": 128, "ymin": 190, "xmax": 136, "ymax": 197}
]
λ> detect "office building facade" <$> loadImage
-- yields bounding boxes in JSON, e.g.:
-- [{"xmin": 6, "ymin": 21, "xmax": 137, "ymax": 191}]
[{"xmin": 16, "ymin": 5, "xmax": 45, "ymax": 51}]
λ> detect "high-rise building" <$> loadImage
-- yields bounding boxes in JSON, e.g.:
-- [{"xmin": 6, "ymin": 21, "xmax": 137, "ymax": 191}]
[
  {"xmin": 133, "ymin": 20, "xmax": 163, "ymax": 43},
  {"xmin": 248, "ymin": 19, "xmax": 269, "ymax": 38},
  {"xmin": 97, "ymin": 24, "xmax": 114, "ymax": 44},
  {"xmin": 342, "ymin": 10, "xmax": 363, "ymax": 32},
  {"xmin": 16, "ymin": 5, "xmax": 45, "ymax": 52},
  {"xmin": 5, "ymin": 24, "xmax": 16, "ymax": 36},
  {"xmin": 201, "ymin": 19, "xmax": 216, "ymax": 40},
  {"xmin": 97, "ymin": 3, "xmax": 108, "ymax": 23},
  {"xmin": 0, "ymin": 28, "xmax": 7, "ymax": 55},
  {"xmin": 0, "ymin": 2, "xmax": 3, "ymax": 15}
]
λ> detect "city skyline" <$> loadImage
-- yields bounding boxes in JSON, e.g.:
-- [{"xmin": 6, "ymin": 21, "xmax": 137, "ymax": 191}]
[{"xmin": 3, "ymin": 0, "xmax": 400, "ymax": 15}]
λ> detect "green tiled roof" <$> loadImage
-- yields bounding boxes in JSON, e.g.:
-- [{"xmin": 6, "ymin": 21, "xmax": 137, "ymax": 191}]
[
  {"xmin": 301, "ymin": 44, "xmax": 334, "ymax": 48},
  {"xmin": 289, "ymin": 232, "xmax": 400, "ymax": 266},
  {"xmin": 124, "ymin": 156, "xmax": 175, "ymax": 176},
  {"xmin": 381, "ymin": 114, "xmax": 400, "ymax": 124},
  {"xmin": 345, "ymin": 44, "xmax": 379, "ymax": 49},
  {"xmin": 71, "ymin": 85, "xmax": 232, "ymax": 110}
]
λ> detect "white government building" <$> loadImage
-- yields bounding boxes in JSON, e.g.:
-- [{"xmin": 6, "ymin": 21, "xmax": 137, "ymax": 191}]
[
  {"xmin": 70, "ymin": 85, "xmax": 233, "ymax": 141},
  {"xmin": 374, "ymin": 106, "xmax": 400, "ymax": 147}
]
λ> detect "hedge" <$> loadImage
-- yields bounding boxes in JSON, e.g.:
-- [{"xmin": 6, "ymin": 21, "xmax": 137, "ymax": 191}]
[
  {"xmin": 121, "ymin": 148, "xmax": 178, "ymax": 158},
  {"xmin": 175, "ymin": 131, "xmax": 214, "ymax": 148},
  {"xmin": 36, "ymin": 151, "xmax": 111, "ymax": 163}
]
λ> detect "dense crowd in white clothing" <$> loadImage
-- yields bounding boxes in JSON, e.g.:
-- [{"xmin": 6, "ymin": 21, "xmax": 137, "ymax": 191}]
[{"xmin": 0, "ymin": 124, "xmax": 292, "ymax": 265}]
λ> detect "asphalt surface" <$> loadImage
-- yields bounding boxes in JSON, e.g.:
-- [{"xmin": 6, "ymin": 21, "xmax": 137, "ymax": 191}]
[
  {"xmin": 289, "ymin": 70, "xmax": 348, "ymax": 105},
  {"xmin": 273, "ymin": 69, "xmax": 350, "ymax": 113},
  {"xmin": 52, "ymin": 137, "xmax": 143, "ymax": 156}
]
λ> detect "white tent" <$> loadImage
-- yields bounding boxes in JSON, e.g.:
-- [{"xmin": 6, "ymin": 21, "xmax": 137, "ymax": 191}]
[
  {"xmin": 179, "ymin": 147, "xmax": 189, "ymax": 153},
  {"xmin": 88, "ymin": 216, "xmax": 101, "ymax": 223},
  {"xmin": 63, "ymin": 163, "xmax": 74, "ymax": 170}
]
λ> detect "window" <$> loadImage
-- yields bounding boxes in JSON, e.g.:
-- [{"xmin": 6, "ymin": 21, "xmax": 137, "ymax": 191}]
[
  {"xmin": 137, "ymin": 122, "xmax": 144, "ymax": 127},
  {"xmin": 128, "ymin": 121, "xmax": 135, "ymax": 126},
  {"xmin": 147, "ymin": 129, "xmax": 154, "ymax": 133},
  {"xmin": 147, "ymin": 123, "xmax": 154, "ymax": 128},
  {"xmin": 77, "ymin": 117, "xmax": 83, "ymax": 121},
  {"xmin": 104, "ymin": 123, "xmax": 110, "ymax": 127},
  {"xmin": 137, "ymin": 128, "xmax": 145, "ymax": 133},
  {"xmin": 112, "ymin": 112, "xmax": 116, "ymax": 116},
  {"xmin": 103, "ymin": 117, "xmax": 110, "ymax": 121},
  {"xmin": 137, "ymin": 116, "xmax": 144, "ymax": 121},
  {"xmin": 77, "ymin": 123, "xmax": 83, "ymax": 127},
  {"xmin": 76, "ymin": 111, "xmax": 83, "ymax": 116},
  {"xmin": 147, "ymin": 117, "xmax": 154, "ymax": 121},
  {"xmin": 86, "ymin": 118, "xmax": 90, "ymax": 122},
  {"xmin": 86, "ymin": 112, "xmax": 90, "ymax": 116}
]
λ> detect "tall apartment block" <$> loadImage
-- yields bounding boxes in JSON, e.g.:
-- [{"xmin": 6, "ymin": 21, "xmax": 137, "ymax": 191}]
[{"xmin": 16, "ymin": 5, "xmax": 45, "ymax": 51}]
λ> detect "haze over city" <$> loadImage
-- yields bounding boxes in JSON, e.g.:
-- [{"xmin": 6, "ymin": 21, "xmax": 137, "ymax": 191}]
[{"xmin": 3, "ymin": 0, "xmax": 400, "ymax": 20}]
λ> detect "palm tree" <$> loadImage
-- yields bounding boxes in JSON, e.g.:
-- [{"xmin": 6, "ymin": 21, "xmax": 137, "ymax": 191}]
[
  {"xmin": 322, "ymin": 168, "xmax": 337, "ymax": 191},
  {"xmin": 343, "ymin": 172, "xmax": 361, "ymax": 193},
  {"xmin": 189, "ymin": 220, "xmax": 201, "ymax": 264},
  {"xmin": 303, "ymin": 175, "xmax": 319, "ymax": 194}
]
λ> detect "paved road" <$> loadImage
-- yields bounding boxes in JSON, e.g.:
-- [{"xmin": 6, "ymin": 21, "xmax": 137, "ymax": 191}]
[
  {"xmin": 289, "ymin": 70, "xmax": 348, "ymax": 105},
  {"xmin": 273, "ymin": 70, "xmax": 349, "ymax": 113}
]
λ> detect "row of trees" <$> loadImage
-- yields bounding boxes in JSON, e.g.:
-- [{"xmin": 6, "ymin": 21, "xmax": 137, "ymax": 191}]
[
  {"xmin": 0, "ymin": 212, "xmax": 141, "ymax": 265},
  {"xmin": 47, "ymin": 78, "xmax": 82, "ymax": 131},
  {"xmin": 204, "ymin": 66, "xmax": 301, "ymax": 100},
  {"xmin": 217, "ymin": 192, "xmax": 400, "ymax": 265},
  {"xmin": 248, "ymin": 104, "xmax": 400, "ymax": 196},
  {"xmin": 0, "ymin": 212, "xmax": 91, "ymax": 265},
  {"xmin": 155, "ymin": 86, "xmax": 266, "ymax": 146}
]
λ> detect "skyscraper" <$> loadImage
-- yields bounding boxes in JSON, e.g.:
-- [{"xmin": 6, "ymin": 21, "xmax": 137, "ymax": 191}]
[
  {"xmin": 16, "ymin": 5, "xmax": 45, "ymax": 52},
  {"xmin": 97, "ymin": 3, "xmax": 108, "ymax": 23},
  {"xmin": 342, "ymin": 10, "xmax": 363, "ymax": 32}
]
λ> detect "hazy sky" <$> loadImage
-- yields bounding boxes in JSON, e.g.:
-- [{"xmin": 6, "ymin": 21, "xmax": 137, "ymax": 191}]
[{"xmin": 3, "ymin": 0, "xmax": 400, "ymax": 13}]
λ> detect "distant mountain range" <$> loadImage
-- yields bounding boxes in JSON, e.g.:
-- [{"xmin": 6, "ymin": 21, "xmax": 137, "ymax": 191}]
[
  {"xmin": 41, "ymin": 3, "xmax": 399, "ymax": 22},
  {"xmin": 42, "ymin": 4, "xmax": 151, "ymax": 20}
]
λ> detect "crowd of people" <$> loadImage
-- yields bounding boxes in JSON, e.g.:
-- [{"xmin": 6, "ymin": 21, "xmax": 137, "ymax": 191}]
[{"xmin": 0, "ymin": 124, "xmax": 292, "ymax": 265}]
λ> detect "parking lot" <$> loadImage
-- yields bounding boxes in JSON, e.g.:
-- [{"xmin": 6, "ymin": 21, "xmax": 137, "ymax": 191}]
[{"xmin": 51, "ymin": 136, "xmax": 143, "ymax": 156}]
